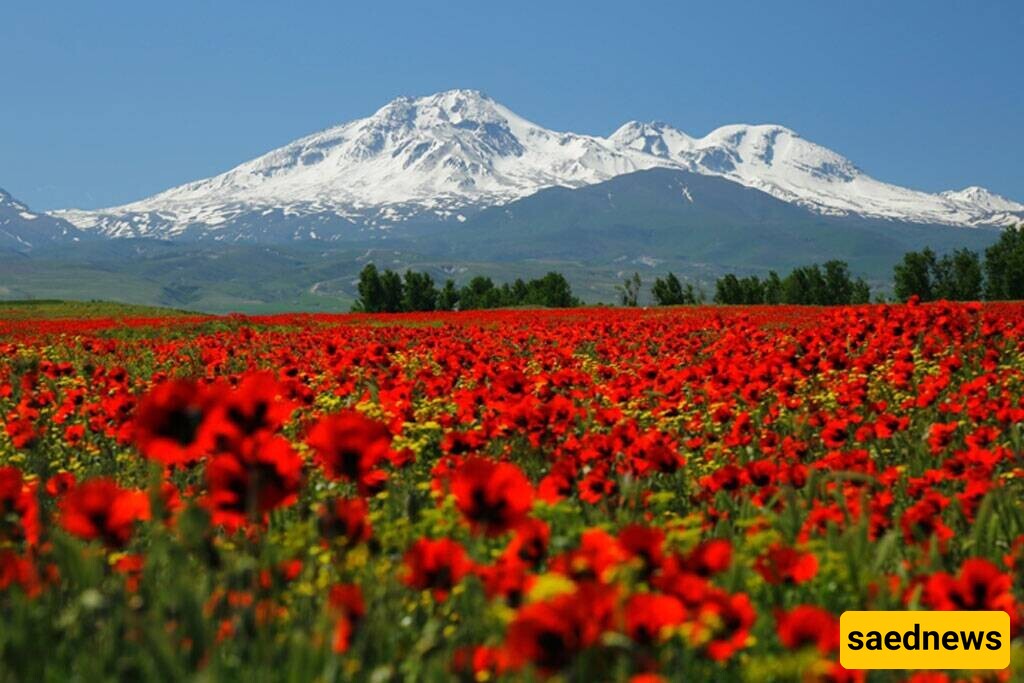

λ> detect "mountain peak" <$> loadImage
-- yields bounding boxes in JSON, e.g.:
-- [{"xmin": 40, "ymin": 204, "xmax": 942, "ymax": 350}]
[
  {"xmin": 0, "ymin": 187, "xmax": 84, "ymax": 251},
  {"xmin": 941, "ymin": 186, "xmax": 1024, "ymax": 214},
  {"xmin": 50, "ymin": 90, "xmax": 1024, "ymax": 239},
  {"xmin": 375, "ymin": 88, "xmax": 498, "ymax": 118},
  {"xmin": 608, "ymin": 120, "xmax": 695, "ymax": 158},
  {"xmin": 0, "ymin": 187, "xmax": 30, "ymax": 212},
  {"xmin": 419, "ymin": 88, "xmax": 492, "ymax": 103}
]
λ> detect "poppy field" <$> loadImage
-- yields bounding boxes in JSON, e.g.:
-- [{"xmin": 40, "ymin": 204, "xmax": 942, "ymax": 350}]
[{"xmin": 0, "ymin": 301, "xmax": 1022, "ymax": 681}]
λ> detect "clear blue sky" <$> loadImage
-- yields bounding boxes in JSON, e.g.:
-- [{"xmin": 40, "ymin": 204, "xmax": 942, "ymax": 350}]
[{"xmin": 2, "ymin": 0, "xmax": 1022, "ymax": 210}]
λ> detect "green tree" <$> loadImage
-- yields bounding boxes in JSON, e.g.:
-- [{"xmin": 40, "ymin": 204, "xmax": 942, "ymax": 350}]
[
  {"xmin": 510, "ymin": 278, "xmax": 530, "ymax": 305},
  {"xmin": 715, "ymin": 262, "xmax": 868, "ymax": 306},
  {"xmin": 715, "ymin": 274, "xmax": 764, "ymax": 304},
  {"xmin": 984, "ymin": 226, "xmax": 1024, "ymax": 300},
  {"xmin": 822, "ymin": 260, "xmax": 853, "ymax": 305},
  {"xmin": 780, "ymin": 268, "xmax": 807, "ymax": 304},
  {"xmin": 850, "ymin": 277, "xmax": 871, "ymax": 304},
  {"xmin": 618, "ymin": 272, "xmax": 642, "ymax": 307},
  {"xmin": 933, "ymin": 249, "xmax": 982, "ymax": 301},
  {"xmin": 402, "ymin": 270, "xmax": 437, "ymax": 311},
  {"xmin": 763, "ymin": 271, "xmax": 783, "ymax": 304},
  {"xmin": 437, "ymin": 279, "xmax": 460, "ymax": 311},
  {"xmin": 525, "ymin": 272, "xmax": 579, "ymax": 308},
  {"xmin": 378, "ymin": 269, "xmax": 404, "ymax": 313},
  {"xmin": 739, "ymin": 276, "xmax": 765, "ymax": 304},
  {"xmin": 792, "ymin": 265, "xmax": 829, "ymax": 304},
  {"xmin": 353, "ymin": 263, "xmax": 384, "ymax": 312},
  {"xmin": 459, "ymin": 276, "xmax": 501, "ymax": 310},
  {"xmin": 496, "ymin": 282, "xmax": 516, "ymax": 307},
  {"xmin": 714, "ymin": 274, "xmax": 742, "ymax": 304},
  {"xmin": 893, "ymin": 249, "xmax": 937, "ymax": 302},
  {"xmin": 651, "ymin": 272, "xmax": 698, "ymax": 306}
]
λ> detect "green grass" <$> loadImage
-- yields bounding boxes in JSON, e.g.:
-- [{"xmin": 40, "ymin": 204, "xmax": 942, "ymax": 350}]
[{"xmin": 0, "ymin": 299, "xmax": 198, "ymax": 320}]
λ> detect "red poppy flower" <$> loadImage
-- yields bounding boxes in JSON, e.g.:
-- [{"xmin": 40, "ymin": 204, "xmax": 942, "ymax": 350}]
[
  {"xmin": 618, "ymin": 524, "xmax": 666, "ymax": 577},
  {"xmin": 205, "ymin": 435, "xmax": 303, "ymax": 531},
  {"xmin": 578, "ymin": 464, "xmax": 618, "ymax": 504},
  {"xmin": 623, "ymin": 592, "xmax": 686, "ymax": 645},
  {"xmin": 626, "ymin": 430, "xmax": 684, "ymax": 475},
  {"xmin": 821, "ymin": 419, "xmax": 850, "ymax": 449},
  {"xmin": 204, "ymin": 372, "xmax": 294, "ymax": 449},
  {"xmin": 0, "ymin": 466, "xmax": 39, "ymax": 546},
  {"xmin": 307, "ymin": 410, "xmax": 392, "ymax": 494},
  {"xmin": 538, "ymin": 459, "xmax": 577, "ymax": 503},
  {"xmin": 44, "ymin": 471, "xmax": 76, "ymax": 498},
  {"xmin": 550, "ymin": 528, "xmax": 627, "ymax": 583},
  {"xmin": 477, "ymin": 556, "xmax": 534, "ymax": 607},
  {"xmin": 63, "ymin": 424, "xmax": 86, "ymax": 446},
  {"xmin": 329, "ymin": 583, "xmax": 366, "ymax": 653},
  {"xmin": 504, "ymin": 518, "xmax": 550, "ymax": 568},
  {"xmin": 4, "ymin": 410, "xmax": 39, "ymax": 450},
  {"xmin": 754, "ymin": 543, "xmax": 818, "ymax": 585},
  {"xmin": 132, "ymin": 379, "xmax": 218, "ymax": 466},
  {"xmin": 700, "ymin": 464, "xmax": 749, "ymax": 495},
  {"xmin": 923, "ymin": 558, "xmax": 1018, "ymax": 623},
  {"xmin": 59, "ymin": 478, "xmax": 151, "ymax": 549},
  {"xmin": 690, "ymin": 590, "xmax": 756, "ymax": 661},
  {"xmin": 927, "ymin": 422, "xmax": 959, "ymax": 455},
  {"xmin": 0, "ymin": 550, "xmax": 41, "ymax": 596},
  {"xmin": 900, "ymin": 491, "xmax": 953, "ymax": 547},
  {"xmin": 505, "ymin": 583, "xmax": 615, "ymax": 673},
  {"xmin": 450, "ymin": 457, "xmax": 534, "ymax": 536},
  {"xmin": 318, "ymin": 496, "xmax": 372, "ymax": 545},
  {"xmin": 682, "ymin": 539, "xmax": 732, "ymax": 577},
  {"xmin": 775, "ymin": 605, "xmax": 839, "ymax": 653},
  {"xmin": 403, "ymin": 537, "xmax": 473, "ymax": 601},
  {"xmin": 451, "ymin": 645, "xmax": 511, "ymax": 680}
]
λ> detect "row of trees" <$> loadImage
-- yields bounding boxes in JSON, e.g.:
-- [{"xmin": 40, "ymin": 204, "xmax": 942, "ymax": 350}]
[
  {"xmin": 713, "ymin": 260, "xmax": 871, "ymax": 305},
  {"xmin": 618, "ymin": 272, "xmax": 704, "ymax": 307},
  {"xmin": 354, "ymin": 226, "xmax": 1024, "ymax": 312},
  {"xmin": 894, "ymin": 226, "xmax": 1024, "ymax": 301},
  {"xmin": 352, "ymin": 264, "xmax": 580, "ymax": 312}
]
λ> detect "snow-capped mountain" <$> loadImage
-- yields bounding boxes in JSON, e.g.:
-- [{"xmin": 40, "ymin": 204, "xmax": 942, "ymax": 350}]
[
  {"xmin": 52, "ymin": 89, "xmax": 1023, "ymax": 241},
  {"xmin": 608, "ymin": 121, "xmax": 1024, "ymax": 228},
  {"xmin": 54, "ymin": 90, "xmax": 661, "ymax": 240},
  {"xmin": 0, "ymin": 188, "xmax": 84, "ymax": 251}
]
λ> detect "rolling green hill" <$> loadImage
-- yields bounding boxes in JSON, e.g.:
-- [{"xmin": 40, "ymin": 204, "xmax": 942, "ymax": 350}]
[
  {"xmin": 1, "ymin": 169, "xmax": 1007, "ymax": 312},
  {"xmin": 425, "ymin": 168, "xmax": 1003, "ymax": 277}
]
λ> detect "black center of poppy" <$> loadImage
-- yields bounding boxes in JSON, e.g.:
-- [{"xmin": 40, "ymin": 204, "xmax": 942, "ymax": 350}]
[{"xmin": 156, "ymin": 406, "xmax": 204, "ymax": 446}]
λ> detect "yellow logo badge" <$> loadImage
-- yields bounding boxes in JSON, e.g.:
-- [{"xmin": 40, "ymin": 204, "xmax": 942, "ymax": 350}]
[{"xmin": 840, "ymin": 611, "xmax": 1010, "ymax": 670}]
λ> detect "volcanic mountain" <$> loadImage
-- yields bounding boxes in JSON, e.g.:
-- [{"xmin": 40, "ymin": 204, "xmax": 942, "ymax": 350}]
[{"xmin": 51, "ymin": 89, "xmax": 1023, "ymax": 242}]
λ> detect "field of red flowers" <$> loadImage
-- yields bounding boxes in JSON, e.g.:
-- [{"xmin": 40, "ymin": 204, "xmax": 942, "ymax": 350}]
[{"xmin": 0, "ymin": 302, "xmax": 1022, "ymax": 681}]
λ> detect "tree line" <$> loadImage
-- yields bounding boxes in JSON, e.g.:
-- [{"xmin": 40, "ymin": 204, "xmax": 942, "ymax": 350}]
[
  {"xmin": 711, "ymin": 260, "xmax": 871, "ymax": 305},
  {"xmin": 616, "ymin": 272, "xmax": 704, "ymax": 307},
  {"xmin": 893, "ymin": 226, "xmax": 1024, "ymax": 301},
  {"xmin": 619, "ymin": 262, "xmax": 869, "ymax": 307},
  {"xmin": 353, "ymin": 224, "xmax": 1024, "ymax": 311},
  {"xmin": 352, "ymin": 264, "xmax": 580, "ymax": 312},
  {"xmin": 618, "ymin": 261, "xmax": 872, "ymax": 308}
]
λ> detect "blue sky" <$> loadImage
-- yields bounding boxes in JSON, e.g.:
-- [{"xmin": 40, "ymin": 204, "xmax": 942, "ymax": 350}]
[{"xmin": 2, "ymin": 0, "xmax": 1022, "ymax": 210}]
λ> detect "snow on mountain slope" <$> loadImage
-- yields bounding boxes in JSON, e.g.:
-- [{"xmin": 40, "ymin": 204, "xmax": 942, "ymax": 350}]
[
  {"xmin": 55, "ymin": 90, "xmax": 660, "ymax": 239},
  {"xmin": 0, "ymin": 188, "xmax": 84, "ymax": 251},
  {"xmin": 53, "ymin": 90, "xmax": 1023, "ymax": 240},
  {"xmin": 608, "ymin": 121, "xmax": 1024, "ymax": 227}
]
